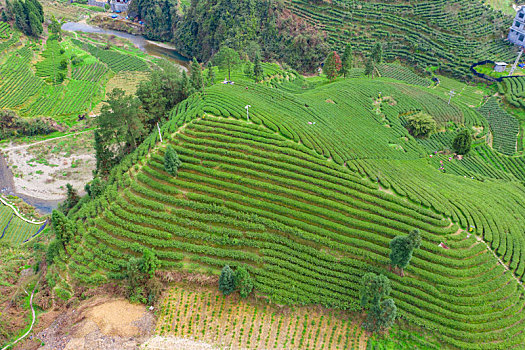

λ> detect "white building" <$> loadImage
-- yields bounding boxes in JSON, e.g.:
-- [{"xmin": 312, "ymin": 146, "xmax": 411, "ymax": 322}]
[{"xmin": 508, "ymin": 7, "xmax": 525, "ymax": 47}]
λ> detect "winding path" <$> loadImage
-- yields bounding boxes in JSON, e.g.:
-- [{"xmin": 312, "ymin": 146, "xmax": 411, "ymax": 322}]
[{"xmin": 1, "ymin": 282, "xmax": 38, "ymax": 350}]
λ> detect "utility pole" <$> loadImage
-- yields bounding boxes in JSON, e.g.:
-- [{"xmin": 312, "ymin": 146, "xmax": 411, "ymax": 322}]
[
  {"xmin": 448, "ymin": 90, "xmax": 456, "ymax": 105},
  {"xmin": 245, "ymin": 105, "xmax": 251, "ymax": 122},
  {"xmin": 157, "ymin": 122, "xmax": 163, "ymax": 142}
]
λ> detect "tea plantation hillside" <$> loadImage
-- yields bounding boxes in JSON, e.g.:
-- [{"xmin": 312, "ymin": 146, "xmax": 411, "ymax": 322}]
[
  {"xmin": 61, "ymin": 76, "xmax": 525, "ymax": 349},
  {"xmin": 287, "ymin": 0, "xmax": 515, "ymax": 78},
  {"xmin": 0, "ymin": 29, "xmax": 151, "ymax": 123}
]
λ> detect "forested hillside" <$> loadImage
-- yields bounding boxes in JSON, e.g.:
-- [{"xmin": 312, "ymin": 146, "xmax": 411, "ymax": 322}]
[{"xmin": 131, "ymin": 0, "xmax": 515, "ymax": 76}]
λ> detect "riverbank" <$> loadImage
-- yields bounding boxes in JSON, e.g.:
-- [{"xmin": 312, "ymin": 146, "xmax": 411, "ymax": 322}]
[
  {"xmin": 61, "ymin": 21, "xmax": 190, "ymax": 68},
  {"xmin": 0, "ymin": 154, "xmax": 61, "ymax": 215}
]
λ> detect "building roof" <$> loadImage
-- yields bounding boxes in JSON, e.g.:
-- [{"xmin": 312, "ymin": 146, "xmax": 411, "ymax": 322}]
[{"xmin": 495, "ymin": 62, "xmax": 508, "ymax": 66}]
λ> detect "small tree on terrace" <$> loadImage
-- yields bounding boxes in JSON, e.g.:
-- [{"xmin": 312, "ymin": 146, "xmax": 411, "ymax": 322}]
[
  {"xmin": 219, "ymin": 265, "xmax": 236, "ymax": 296},
  {"xmin": 234, "ymin": 265, "xmax": 254, "ymax": 298},
  {"xmin": 453, "ymin": 128, "xmax": 472, "ymax": 155},
  {"xmin": 341, "ymin": 43, "xmax": 353, "ymax": 78},
  {"xmin": 206, "ymin": 62, "xmax": 216, "ymax": 86},
  {"xmin": 359, "ymin": 273, "xmax": 397, "ymax": 333},
  {"xmin": 190, "ymin": 57, "xmax": 203, "ymax": 91},
  {"xmin": 365, "ymin": 298, "xmax": 397, "ymax": 332},
  {"xmin": 371, "ymin": 42, "xmax": 383, "ymax": 64},
  {"xmin": 253, "ymin": 53, "xmax": 263, "ymax": 81},
  {"xmin": 405, "ymin": 112, "xmax": 436, "ymax": 138},
  {"xmin": 213, "ymin": 46, "xmax": 240, "ymax": 81},
  {"xmin": 164, "ymin": 145, "xmax": 182, "ymax": 176},
  {"xmin": 390, "ymin": 229, "xmax": 422, "ymax": 276},
  {"xmin": 324, "ymin": 51, "xmax": 342, "ymax": 81},
  {"xmin": 360, "ymin": 272, "xmax": 391, "ymax": 308},
  {"xmin": 364, "ymin": 57, "xmax": 375, "ymax": 78}
]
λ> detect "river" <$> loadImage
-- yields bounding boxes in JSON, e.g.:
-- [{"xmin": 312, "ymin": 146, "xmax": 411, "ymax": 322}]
[{"xmin": 61, "ymin": 22, "xmax": 190, "ymax": 68}]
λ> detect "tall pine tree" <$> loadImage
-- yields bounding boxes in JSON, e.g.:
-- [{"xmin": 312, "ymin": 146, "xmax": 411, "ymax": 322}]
[
  {"xmin": 190, "ymin": 57, "xmax": 203, "ymax": 91},
  {"xmin": 164, "ymin": 145, "xmax": 182, "ymax": 176},
  {"xmin": 340, "ymin": 44, "xmax": 353, "ymax": 78},
  {"xmin": 253, "ymin": 53, "xmax": 263, "ymax": 81},
  {"xmin": 219, "ymin": 265, "xmax": 236, "ymax": 296}
]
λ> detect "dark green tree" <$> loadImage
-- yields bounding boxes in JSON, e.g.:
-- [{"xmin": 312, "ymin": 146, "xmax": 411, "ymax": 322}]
[
  {"xmin": 390, "ymin": 229, "xmax": 422, "ymax": 276},
  {"xmin": 253, "ymin": 53, "xmax": 263, "ymax": 81},
  {"xmin": 28, "ymin": 11, "xmax": 42, "ymax": 36},
  {"xmin": 9, "ymin": 0, "xmax": 43, "ymax": 36},
  {"xmin": 213, "ymin": 47, "xmax": 240, "ymax": 81},
  {"xmin": 360, "ymin": 273, "xmax": 396, "ymax": 333},
  {"xmin": 164, "ymin": 144, "xmax": 182, "ymax": 176},
  {"xmin": 85, "ymin": 177, "xmax": 106, "ymax": 199},
  {"xmin": 371, "ymin": 42, "xmax": 383, "ymax": 64},
  {"xmin": 340, "ymin": 43, "xmax": 353, "ymax": 78},
  {"xmin": 63, "ymin": 183, "xmax": 79, "ymax": 213},
  {"xmin": 364, "ymin": 57, "xmax": 375, "ymax": 78},
  {"xmin": 234, "ymin": 265, "xmax": 254, "ymax": 298},
  {"xmin": 46, "ymin": 239, "xmax": 61, "ymax": 264},
  {"xmin": 137, "ymin": 64, "xmax": 190, "ymax": 130},
  {"xmin": 453, "ymin": 128, "xmax": 472, "ymax": 155},
  {"xmin": 360, "ymin": 272, "xmax": 392, "ymax": 309},
  {"xmin": 51, "ymin": 209, "xmax": 75, "ymax": 244},
  {"xmin": 405, "ymin": 112, "xmax": 436, "ymax": 138},
  {"xmin": 324, "ymin": 51, "xmax": 342, "ymax": 81},
  {"xmin": 364, "ymin": 298, "xmax": 397, "ymax": 332},
  {"xmin": 219, "ymin": 265, "xmax": 236, "ymax": 296},
  {"xmin": 94, "ymin": 129, "xmax": 113, "ymax": 175},
  {"xmin": 206, "ymin": 62, "xmax": 215, "ymax": 86},
  {"xmin": 140, "ymin": 248, "xmax": 159, "ymax": 278},
  {"xmin": 190, "ymin": 57, "xmax": 203, "ymax": 91},
  {"xmin": 98, "ymin": 88, "xmax": 145, "ymax": 162}
]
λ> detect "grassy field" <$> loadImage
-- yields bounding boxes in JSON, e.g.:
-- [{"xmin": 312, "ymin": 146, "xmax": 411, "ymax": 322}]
[
  {"xmin": 156, "ymin": 283, "xmax": 368, "ymax": 349},
  {"xmin": 484, "ymin": 0, "xmax": 516, "ymax": 15}
]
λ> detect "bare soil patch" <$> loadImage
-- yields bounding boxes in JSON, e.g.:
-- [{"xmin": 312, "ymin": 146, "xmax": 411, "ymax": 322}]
[
  {"xmin": 31, "ymin": 297, "xmax": 154, "ymax": 350},
  {"xmin": 3, "ymin": 131, "xmax": 95, "ymax": 201}
]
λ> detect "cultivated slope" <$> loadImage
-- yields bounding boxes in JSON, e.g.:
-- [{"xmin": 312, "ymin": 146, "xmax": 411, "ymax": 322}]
[
  {"xmin": 68, "ymin": 79, "xmax": 525, "ymax": 348},
  {"xmin": 288, "ymin": 0, "xmax": 515, "ymax": 78}
]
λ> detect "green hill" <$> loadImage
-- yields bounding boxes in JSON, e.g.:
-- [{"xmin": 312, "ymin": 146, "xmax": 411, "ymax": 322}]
[{"xmin": 62, "ymin": 75, "xmax": 525, "ymax": 348}]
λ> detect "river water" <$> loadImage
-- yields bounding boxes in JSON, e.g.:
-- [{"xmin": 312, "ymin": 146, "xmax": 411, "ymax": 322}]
[{"xmin": 61, "ymin": 22, "xmax": 190, "ymax": 68}]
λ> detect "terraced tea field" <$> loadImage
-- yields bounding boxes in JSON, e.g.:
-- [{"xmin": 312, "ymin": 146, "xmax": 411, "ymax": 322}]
[
  {"xmin": 68, "ymin": 89, "xmax": 525, "ymax": 347},
  {"xmin": 156, "ymin": 284, "xmax": 368, "ymax": 349},
  {"xmin": 0, "ymin": 202, "xmax": 47, "ymax": 244},
  {"xmin": 0, "ymin": 28, "xmax": 151, "ymax": 121},
  {"xmin": 287, "ymin": 0, "xmax": 515, "ymax": 78}
]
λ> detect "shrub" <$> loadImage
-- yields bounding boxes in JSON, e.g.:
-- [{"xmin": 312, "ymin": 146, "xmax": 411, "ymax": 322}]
[
  {"xmin": 406, "ymin": 112, "xmax": 436, "ymax": 138},
  {"xmin": 453, "ymin": 129, "xmax": 472, "ymax": 155},
  {"xmin": 219, "ymin": 265, "xmax": 236, "ymax": 296}
]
